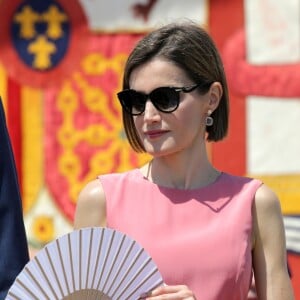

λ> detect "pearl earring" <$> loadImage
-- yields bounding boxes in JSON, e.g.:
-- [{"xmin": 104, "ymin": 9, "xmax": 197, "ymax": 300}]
[{"xmin": 205, "ymin": 110, "xmax": 213, "ymax": 126}]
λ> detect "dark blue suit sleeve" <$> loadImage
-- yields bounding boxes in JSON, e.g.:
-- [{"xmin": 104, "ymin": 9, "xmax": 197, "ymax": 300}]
[{"xmin": 0, "ymin": 97, "xmax": 29, "ymax": 299}]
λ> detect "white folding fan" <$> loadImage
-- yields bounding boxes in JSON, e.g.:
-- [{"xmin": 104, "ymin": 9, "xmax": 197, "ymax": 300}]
[{"xmin": 6, "ymin": 227, "xmax": 164, "ymax": 300}]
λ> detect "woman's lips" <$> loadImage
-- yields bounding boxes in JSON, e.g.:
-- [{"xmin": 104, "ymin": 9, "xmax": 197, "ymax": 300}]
[{"xmin": 144, "ymin": 130, "xmax": 169, "ymax": 139}]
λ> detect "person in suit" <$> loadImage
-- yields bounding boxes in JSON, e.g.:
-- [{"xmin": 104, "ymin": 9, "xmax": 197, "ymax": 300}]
[{"xmin": 0, "ymin": 97, "xmax": 29, "ymax": 299}]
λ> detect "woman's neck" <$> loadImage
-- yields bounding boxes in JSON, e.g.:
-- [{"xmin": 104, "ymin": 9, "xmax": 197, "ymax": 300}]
[{"xmin": 142, "ymin": 148, "xmax": 220, "ymax": 190}]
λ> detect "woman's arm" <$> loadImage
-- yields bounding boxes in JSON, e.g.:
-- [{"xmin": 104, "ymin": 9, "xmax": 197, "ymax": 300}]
[
  {"xmin": 252, "ymin": 184, "xmax": 294, "ymax": 300},
  {"xmin": 74, "ymin": 179, "xmax": 107, "ymax": 229}
]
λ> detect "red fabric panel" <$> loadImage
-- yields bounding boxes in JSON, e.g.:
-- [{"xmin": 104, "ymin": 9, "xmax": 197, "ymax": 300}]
[
  {"xmin": 6, "ymin": 78, "xmax": 22, "ymax": 190},
  {"xmin": 288, "ymin": 253, "xmax": 300, "ymax": 299},
  {"xmin": 209, "ymin": 0, "xmax": 246, "ymax": 176}
]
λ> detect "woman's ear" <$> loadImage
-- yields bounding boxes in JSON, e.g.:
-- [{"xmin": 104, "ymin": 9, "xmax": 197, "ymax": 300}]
[{"xmin": 208, "ymin": 82, "xmax": 223, "ymax": 111}]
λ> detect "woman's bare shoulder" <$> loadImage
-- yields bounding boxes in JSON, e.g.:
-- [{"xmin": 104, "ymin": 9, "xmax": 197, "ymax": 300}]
[
  {"xmin": 254, "ymin": 184, "xmax": 282, "ymax": 217},
  {"xmin": 252, "ymin": 186, "xmax": 295, "ymax": 299},
  {"xmin": 252, "ymin": 183, "xmax": 285, "ymax": 253},
  {"xmin": 74, "ymin": 179, "xmax": 107, "ymax": 229}
]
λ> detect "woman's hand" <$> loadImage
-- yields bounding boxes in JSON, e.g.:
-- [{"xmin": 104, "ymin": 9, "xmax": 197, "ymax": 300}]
[{"xmin": 145, "ymin": 284, "xmax": 196, "ymax": 299}]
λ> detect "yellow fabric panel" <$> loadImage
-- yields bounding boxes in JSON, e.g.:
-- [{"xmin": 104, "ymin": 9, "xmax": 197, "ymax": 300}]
[
  {"xmin": 251, "ymin": 174, "xmax": 300, "ymax": 214},
  {"xmin": 0, "ymin": 62, "xmax": 7, "ymax": 110},
  {"xmin": 21, "ymin": 86, "xmax": 43, "ymax": 213}
]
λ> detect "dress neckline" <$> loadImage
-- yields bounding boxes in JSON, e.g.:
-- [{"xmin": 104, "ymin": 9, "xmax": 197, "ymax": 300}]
[{"xmin": 135, "ymin": 168, "xmax": 225, "ymax": 193}]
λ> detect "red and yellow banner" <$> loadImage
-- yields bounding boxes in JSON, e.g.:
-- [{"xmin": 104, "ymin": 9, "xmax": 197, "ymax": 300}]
[{"xmin": 44, "ymin": 33, "xmax": 149, "ymax": 221}]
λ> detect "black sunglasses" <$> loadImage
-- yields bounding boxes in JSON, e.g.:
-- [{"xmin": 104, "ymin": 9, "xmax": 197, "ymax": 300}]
[{"xmin": 117, "ymin": 83, "xmax": 210, "ymax": 116}]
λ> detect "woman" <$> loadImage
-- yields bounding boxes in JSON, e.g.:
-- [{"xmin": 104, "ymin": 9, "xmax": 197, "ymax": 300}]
[{"xmin": 74, "ymin": 21, "xmax": 294, "ymax": 299}]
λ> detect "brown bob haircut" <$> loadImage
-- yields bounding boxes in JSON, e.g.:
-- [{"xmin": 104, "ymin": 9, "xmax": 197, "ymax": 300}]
[{"xmin": 120, "ymin": 21, "xmax": 229, "ymax": 153}]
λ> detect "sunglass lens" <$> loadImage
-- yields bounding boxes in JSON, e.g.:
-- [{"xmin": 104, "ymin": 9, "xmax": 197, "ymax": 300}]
[
  {"xmin": 131, "ymin": 91, "xmax": 146, "ymax": 115},
  {"xmin": 151, "ymin": 87, "xmax": 179, "ymax": 112},
  {"xmin": 118, "ymin": 90, "xmax": 146, "ymax": 115}
]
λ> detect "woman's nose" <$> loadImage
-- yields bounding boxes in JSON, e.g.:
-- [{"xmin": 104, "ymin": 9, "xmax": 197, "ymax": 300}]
[{"xmin": 143, "ymin": 100, "xmax": 161, "ymax": 122}]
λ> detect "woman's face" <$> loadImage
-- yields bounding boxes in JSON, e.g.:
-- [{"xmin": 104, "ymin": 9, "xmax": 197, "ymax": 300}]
[{"xmin": 129, "ymin": 58, "xmax": 216, "ymax": 157}]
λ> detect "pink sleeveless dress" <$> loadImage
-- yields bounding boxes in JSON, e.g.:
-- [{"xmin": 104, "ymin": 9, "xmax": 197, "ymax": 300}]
[{"xmin": 99, "ymin": 170, "xmax": 262, "ymax": 300}]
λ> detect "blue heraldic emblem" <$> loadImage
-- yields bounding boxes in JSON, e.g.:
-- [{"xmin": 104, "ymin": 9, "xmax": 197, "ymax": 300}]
[
  {"xmin": 0, "ymin": 0, "xmax": 88, "ymax": 88},
  {"xmin": 11, "ymin": 0, "xmax": 70, "ymax": 71}
]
